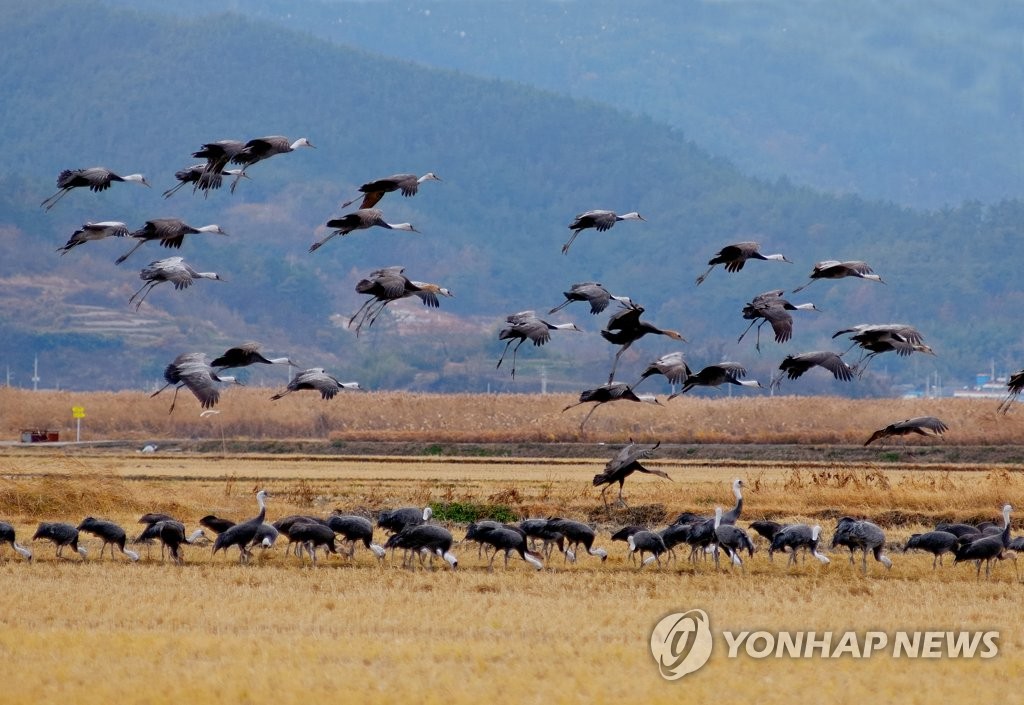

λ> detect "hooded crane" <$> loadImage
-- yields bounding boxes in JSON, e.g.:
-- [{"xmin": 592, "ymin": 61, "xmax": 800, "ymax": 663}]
[
  {"xmin": 273, "ymin": 515, "xmax": 328, "ymax": 557},
  {"xmin": 56, "ymin": 221, "xmax": 129, "ymax": 255},
  {"xmin": 669, "ymin": 478, "xmax": 746, "ymax": 529},
  {"xmin": 601, "ymin": 302, "xmax": 686, "ymax": 384},
  {"xmin": 326, "ymin": 514, "xmax": 386, "ymax": 559},
  {"xmin": 562, "ymin": 209, "xmax": 645, "ymax": 254},
  {"xmin": 769, "ymin": 524, "xmax": 830, "ymax": 566},
  {"xmin": 230, "ymin": 135, "xmax": 314, "ymax": 191},
  {"xmin": 543, "ymin": 519, "xmax": 607, "ymax": 562},
  {"xmin": 309, "ymin": 208, "xmax": 418, "ymax": 252},
  {"xmin": 378, "ymin": 506, "xmax": 433, "ymax": 535},
  {"xmin": 0, "ymin": 521, "xmax": 32, "ymax": 561},
  {"xmin": 77, "ymin": 517, "xmax": 139, "ymax": 562},
  {"xmin": 211, "ymin": 342, "xmax": 297, "ymax": 370},
  {"xmin": 385, "ymin": 524, "xmax": 458, "ymax": 569},
  {"xmin": 831, "ymin": 517, "xmax": 892, "ymax": 574},
  {"xmin": 695, "ymin": 241, "xmax": 791, "ymax": 285},
  {"xmin": 496, "ymin": 311, "xmax": 581, "ymax": 379},
  {"xmin": 864, "ymin": 416, "xmax": 948, "ymax": 446},
  {"xmin": 713, "ymin": 507, "xmax": 755, "ymax": 570},
  {"xmin": 749, "ymin": 520, "xmax": 785, "ymax": 544},
  {"xmin": 473, "ymin": 526, "xmax": 544, "ymax": 571},
  {"xmin": 341, "ymin": 172, "xmax": 441, "ymax": 209},
  {"xmin": 562, "ymin": 382, "xmax": 661, "ymax": 432},
  {"xmin": 998, "ymin": 369, "xmax": 1024, "ymax": 414},
  {"xmin": 128, "ymin": 256, "xmax": 224, "ymax": 311},
  {"xmin": 832, "ymin": 324, "xmax": 934, "ymax": 374},
  {"xmin": 668, "ymin": 363, "xmax": 762, "ymax": 399},
  {"xmin": 590, "ymin": 439, "xmax": 670, "ymax": 506},
  {"xmin": 549, "ymin": 282, "xmax": 633, "ymax": 316},
  {"xmin": 270, "ymin": 368, "xmax": 361, "ymax": 401},
  {"xmin": 162, "ymin": 163, "xmax": 247, "ymax": 198},
  {"xmin": 737, "ymin": 290, "xmax": 820, "ymax": 351},
  {"xmin": 632, "ymin": 351, "xmax": 691, "ymax": 393},
  {"xmin": 791, "ymin": 260, "xmax": 884, "ymax": 293},
  {"xmin": 135, "ymin": 521, "xmax": 206, "ymax": 564},
  {"xmin": 288, "ymin": 521, "xmax": 338, "ymax": 565},
  {"xmin": 115, "ymin": 219, "xmax": 228, "ymax": 265},
  {"xmin": 518, "ymin": 519, "xmax": 568, "ymax": 559},
  {"xmin": 212, "ymin": 490, "xmax": 270, "ymax": 564},
  {"xmin": 151, "ymin": 352, "xmax": 238, "ymax": 413},
  {"xmin": 191, "ymin": 139, "xmax": 247, "ymax": 195},
  {"xmin": 348, "ymin": 266, "xmax": 452, "ymax": 336},
  {"xmin": 33, "ymin": 522, "xmax": 87, "ymax": 559},
  {"xmin": 627, "ymin": 531, "xmax": 669, "ymax": 568},
  {"xmin": 772, "ymin": 351, "xmax": 855, "ymax": 390},
  {"xmin": 903, "ymin": 531, "xmax": 959, "ymax": 569},
  {"xmin": 41, "ymin": 167, "xmax": 149, "ymax": 211},
  {"xmin": 954, "ymin": 504, "xmax": 1012, "ymax": 578},
  {"xmin": 198, "ymin": 515, "xmax": 236, "ymax": 535}
]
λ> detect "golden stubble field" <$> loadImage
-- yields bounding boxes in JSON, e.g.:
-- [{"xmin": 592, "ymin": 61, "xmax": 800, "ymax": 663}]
[{"xmin": 1, "ymin": 449, "xmax": 1023, "ymax": 705}]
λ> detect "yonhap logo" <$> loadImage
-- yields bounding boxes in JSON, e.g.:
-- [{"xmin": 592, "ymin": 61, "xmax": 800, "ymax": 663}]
[{"xmin": 649, "ymin": 609, "xmax": 714, "ymax": 680}]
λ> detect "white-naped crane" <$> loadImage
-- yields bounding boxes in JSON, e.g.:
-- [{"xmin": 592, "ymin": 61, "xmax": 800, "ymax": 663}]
[
  {"xmin": 590, "ymin": 439, "xmax": 669, "ymax": 506},
  {"xmin": 77, "ymin": 517, "xmax": 139, "ymax": 562},
  {"xmin": 832, "ymin": 323, "xmax": 934, "ymax": 374},
  {"xmin": 230, "ymin": 135, "xmax": 314, "ymax": 191},
  {"xmin": 831, "ymin": 516, "xmax": 892, "ymax": 574},
  {"xmin": 41, "ymin": 167, "xmax": 149, "ymax": 211},
  {"xmin": 772, "ymin": 351, "xmax": 856, "ymax": 389},
  {"xmin": 210, "ymin": 342, "xmax": 298, "ymax": 371},
  {"xmin": 115, "ymin": 218, "xmax": 228, "ymax": 265},
  {"xmin": 864, "ymin": 416, "xmax": 948, "ymax": 446},
  {"xmin": 954, "ymin": 504, "xmax": 1013, "ymax": 578},
  {"xmin": 562, "ymin": 382, "xmax": 661, "ymax": 432},
  {"xmin": 162, "ymin": 163, "xmax": 247, "ymax": 198},
  {"xmin": 151, "ymin": 352, "xmax": 239, "ymax": 413},
  {"xmin": 128, "ymin": 256, "xmax": 224, "ymax": 311},
  {"xmin": 769, "ymin": 524, "xmax": 830, "ymax": 565},
  {"xmin": 348, "ymin": 266, "xmax": 453, "ymax": 336},
  {"xmin": 695, "ymin": 241, "xmax": 791, "ymax": 285},
  {"xmin": 562, "ymin": 209, "xmax": 645, "ymax": 254},
  {"xmin": 32, "ymin": 522, "xmax": 87, "ymax": 559},
  {"xmin": 212, "ymin": 490, "xmax": 270, "ymax": 564},
  {"xmin": 56, "ymin": 221, "xmax": 130, "ymax": 255},
  {"xmin": 632, "ymin": 351, "xmax": 691, "ymax": 392},
  {"xmin": 309, "ymin": 208, "xmax": 418, "ymax": 252},
  {"xmin": 998, "ymin": 369, "xmax": 1024, "ymax": 414},
  {"xmin": 543, "ymin": 518, "xmax": 607, "ymax": 562},
  {"xmin": 737, "ymin": 289, "xmax": 820, "ymax": 351},
  {"xmin": 903, "ymin": 530, "xmax": 959, "ymax": 569},
  {"xmin": 326, "ymin": 514, "xmax": 386, "ymax": 559},
  {"xmin": 270, "ymin": 368, "xmax": 361, "ymax": 401},
  {"xmin": 627, "ymin": 530, "xmax": 669, "ymax": 568},
  {"xmin": 668, "ymin": 363, "xmax": 762, "ymax": 399},
  {"xmin": 601, "ymin": 302, "xmax": 686, "ymax": 384},
  {"xmin": 341, "ymin": 172, "xmax": 441, "ymax": 209},
  {"xmin": 0, "ymin": 521, "xmax": 32, "ymax": 561},
  {"xmin": 549, "ymin": 282, "xmax": 633, "ymax": 316},
  {"xmin": 791, "ymin": 260, "xmax": 884, "ymax": 293},
  {"xmin": 496, "ymin": 310, "xmax": 581, "ymax": 379}
]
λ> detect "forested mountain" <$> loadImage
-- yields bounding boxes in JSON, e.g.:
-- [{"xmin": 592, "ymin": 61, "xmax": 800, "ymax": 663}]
[
  {"xmin": 0, "ymin": 0, "xmax": 1022, "ymax": 397},
  {"xmin": 100, "ymin": 0, "xmax": 1024, "ymax": 210}
]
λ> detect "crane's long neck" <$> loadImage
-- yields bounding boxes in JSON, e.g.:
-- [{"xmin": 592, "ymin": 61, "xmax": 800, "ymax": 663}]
[
  {"xmin": 794, "ymin": 303, "xmax": 817, "ymax": 311},
  {"xmin": 255, "ymin": 492, "xmax": 267, "ymax": 523},
  {"xmin": 764, "ymin": 253, "xmax": 788, "ymax": 262},
  {"xmin": 187, "ymin": 529, "xmax": 205, "ymax": 544},
  {"xmin": 523, "ymin": 551, "xmax": 544, "ymax": 569},
  {"xmin": 385, "ymin": 222, "xmax": 417, "ymax": 232},
  {"xmin": 13, "ymin": 542, "xmax": 32, "ymax": 560},
  {"xmin": 122, "ymin": 546, "xmax": 140, "ymax": 561},
  {"xmin": 197, "ymin": 225, "xmax": 225, "ymax": 235},
  {"xmin": 267, "ymin": 357, "xmax": 293, "ymax": 365},
  {"xmin": 588, "ymin": 546, "xmax": 607, "ymax": 559},
  {"xmin": 369, "ymin": 543, "xmax": 386, "ymax": 558},
  {"xmin": 714, "ymin": 508, "xmax": 723, "ymax": 530},
  {"xmin": 551, "ymin": 323, "xmax": 579, "ymax": 332}
]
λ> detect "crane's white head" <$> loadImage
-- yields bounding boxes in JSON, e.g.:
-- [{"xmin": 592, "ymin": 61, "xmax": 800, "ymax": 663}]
[
  {"xmin": 589, "ymin": 546, "xmax": 608, "ymax": 561},
  {"xmin": 340, "ymin": 382, "xmax": 362, "ymax": 391},
  {"xmin": 553, "ymin": 322, "xmax": 582, "ymax": 332},
  {"xmin": 369, "ymin": 543, "xmax": 386, "ymax": 559},
  {"xmin": 388, "ymin": 222, "xmax": 418, "ymax": 233},
  {"xmin": 124, "ymin": 174, "xmax": 150, "ymax": 187},
  {"xmin": 524, "ymin": 551, "xmax": 544, "ymax": 570},
  {"xmin": 811, "ymin": 525, "xmax": 822, "ymax": 541},
  {"xmin": 441, "ymin": 550, "xmax": 458, "ymax": 568},
  {"xmin": 291, "ymin": 137, "xmax": 315, "ymax": 150},
  {"xmin": 13, "ymin": 542, "xmax": 32, "ymax": 561},
  {"xmin": 419, "ymin": 172, "xmax": 442, "ymax": 183},
  {"xmin": 732, "ymin": 478, "xmax": 744, "ymax": 497},
  {"xmin": 1002, "ymin": 504, "xmax": 1013, "ymax": 525},
  {"xmin": 198, "ymin": 224, "xmax": 228, "ymax": 236},
  {"xmin": 256, "ymin": 489, "xmax": 269, "ymax": 509},
  {"xmin": 422, "ymin": 506, "xmax": 433, "ymax": 522},
  {"xmin": 123, "ymin": 547, "xmax": 140, "ymax": 562},
  {"xmin": 76, "ymin": 545, "xmax": 88, "ymax": 558},
  {"xmin": 627, "ymin": 535, "xmax": 637, "ymax": 551},
  {"xmin": 637, "ymin": 394, "xmax": 661, "ymax": 406},
  {"xmin": 620, "ymin": 212, "xmax": 645, "ymax": 222},
  {"xmin": 187, "ymin": 529, "xmax": 208, "ymax": 544}
]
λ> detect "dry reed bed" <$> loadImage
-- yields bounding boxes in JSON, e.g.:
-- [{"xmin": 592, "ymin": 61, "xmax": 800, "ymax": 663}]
[
  {"xmin": 2, "ymin": 388, "xmax": 1022, "ymax": 444},
  {"xmin": 0, "ymin": 454, "xmax": 1022, "ymax": 705}
]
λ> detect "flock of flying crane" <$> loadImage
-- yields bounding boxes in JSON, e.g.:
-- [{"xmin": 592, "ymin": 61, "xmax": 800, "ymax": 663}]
[
  {"xmin": 38, "ymin": 133, "xmax": 1024, "ymax": 430},
  {"xmin": 2, "ymin": 468, "xmax": 1021, "ymax": 579}
]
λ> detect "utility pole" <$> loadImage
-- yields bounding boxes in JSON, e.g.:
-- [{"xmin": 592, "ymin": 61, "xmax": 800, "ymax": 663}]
[{"xmin": 31, "ymin": 355, "xmax": 39, "ymax": 391}]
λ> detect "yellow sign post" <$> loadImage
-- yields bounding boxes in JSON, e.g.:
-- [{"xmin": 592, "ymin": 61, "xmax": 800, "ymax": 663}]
[{"xmin": 72, "ymin": 406, "xmax": 85, "ymax": 442}]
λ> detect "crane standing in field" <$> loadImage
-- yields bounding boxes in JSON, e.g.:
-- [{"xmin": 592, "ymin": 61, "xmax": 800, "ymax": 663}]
[
  {"xmin": 590, "ymin": 440, "xmax": 670, "ymax": 506},
  {"xmin": 77, "ymin": 517, "xmax": 139, "ymax": 562},
  {"xmin": 32, "ymin": 522, "xmax": 88, "ymax": 560},
  {"xmin": 695, "ymin": 241, "xmax": 791, "ymax": 285},
  {"xmin": 212, "ymin": 490, "xmax": 270, "ymax": 564},
  {"xmin": 41, "ymin": 167, "xmax": 150, "ymax": 211},
  {"xmin": 0, "ymin": 521, "xmax": 32, "ymax": 561},
  {"xmin": 341, "ymin": 172, "xmax": 441, "ymax": 209},
  {"xmin": 832, "ymin": 517, "xmax": 892, "ymax": 574},
  {"xmin": 562, "ymin": 209, "xmax": 645, "ymax": 254}
]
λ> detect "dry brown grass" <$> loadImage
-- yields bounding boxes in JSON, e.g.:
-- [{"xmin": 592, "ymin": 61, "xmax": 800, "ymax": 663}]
[
  {"xmin": 0, "ymin": 451, "xmax": 1022, "ymax": 704},
  {"xmin": 2, "ymin": 387, "xmax": 1023, "ymax": 445}
]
